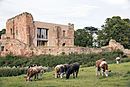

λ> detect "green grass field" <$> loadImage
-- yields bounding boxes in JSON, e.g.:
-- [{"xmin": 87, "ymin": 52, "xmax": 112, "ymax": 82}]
[{"xmin": 0, "ymin": 62, "xmax": 130, "ymax": 87}]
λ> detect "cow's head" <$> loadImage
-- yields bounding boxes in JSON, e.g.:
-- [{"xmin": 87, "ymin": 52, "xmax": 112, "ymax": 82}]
[
  {"xmin": 66, "ymin": 67, "xmax": 72, "ymax": 79},
  {"xmin": 102, "ymin": 63, "xmax": 109, "ymax": 77}
]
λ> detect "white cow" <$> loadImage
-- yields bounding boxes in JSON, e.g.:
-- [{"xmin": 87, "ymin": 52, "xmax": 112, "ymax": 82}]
[{"xmin": 116, "ymin": 57, "xmax": 121, "ymax": 64}]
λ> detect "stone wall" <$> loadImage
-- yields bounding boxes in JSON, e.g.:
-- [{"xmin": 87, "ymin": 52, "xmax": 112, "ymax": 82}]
[{"xmin": 34, "ymin": 21, "xmax": 74, "ymax": 47}]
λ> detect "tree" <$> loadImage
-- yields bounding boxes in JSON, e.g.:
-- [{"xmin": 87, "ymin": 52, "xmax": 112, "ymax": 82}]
[
  {"xmin": 97, "ymin": 16, "xmax": 130, "ymax": 48},
  {"xmin": 84, "ymin": 26, "xmax": 98, "ymax": 47},
  {"xmin": 84, "ymin": 26, "xmax": 98, "ymax": 34},
  {"xmin": 0, "ymin": 29, "xmax": 6, "ymax": 39},
  {"xmin": 74, "ymin": 28, "xmax": 93, "ymax": 47}
]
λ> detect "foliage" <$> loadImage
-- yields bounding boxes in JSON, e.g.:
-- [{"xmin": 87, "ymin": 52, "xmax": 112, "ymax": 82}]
[
  {"xmin": 74, "ymin": 28, "xmax": 93, "ymax": 47},
  {"xmin": 97, "ymin": 16, "xmax": 130, "ymax": 48},
  {"xmin": 0, "ymin": 67, "xmax": 26, "ymax": 77},
  {"xmin": 0, "ymin": 29, "xmax": 6, "ymax": 38},
  {"xmin": 0, "ymin": 54, "xmax": 29, "ymax": 67},
  {"xmin": 84, "ymin": 26, "xmax": 98, "ymax": 34},
  {"xmin": 0, "ymin": 51, "xmax": 127, "ymax": 67}
]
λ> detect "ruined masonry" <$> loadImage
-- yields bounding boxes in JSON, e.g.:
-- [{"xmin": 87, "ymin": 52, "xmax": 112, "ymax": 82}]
[{"xmin": 0, "ymin": 12, "xmax": 130, "ymax": 56}]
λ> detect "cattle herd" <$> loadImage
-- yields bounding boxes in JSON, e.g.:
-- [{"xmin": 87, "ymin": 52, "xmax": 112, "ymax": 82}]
[{"xmin": 25, "ymin": 59, "xmax": 111, "ymax": 81}]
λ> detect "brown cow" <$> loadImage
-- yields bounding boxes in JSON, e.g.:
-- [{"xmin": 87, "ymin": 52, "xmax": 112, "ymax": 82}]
[
  {"xmin": 96, "ymin": 59, "xmax": 109, "ymax": 77},
  {"xmin": 26, "ymin": 66, "xmax": 44, "ymax": 81}
]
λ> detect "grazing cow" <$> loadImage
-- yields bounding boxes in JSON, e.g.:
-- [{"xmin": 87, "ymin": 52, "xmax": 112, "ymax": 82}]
[
  {"xmin": 54, "ymin": 64, "xmax": 65, "ymax": 78},
  {"xmin": 96, "ymin": 59, "xmax": 109, "ymax": 77},
  {"xmin": 63, "ymin": 64, "xmax": 70, "ymax": 73},
  {"xmin": 66, "ymin": 62, "xmax": 80, "ymax": 79},
  {"xmin": 26, "ymin": 65, "xmax": 44, "ymax": 81},
  {"xmin": 116, "ymin": 57, "xmax": 121, "ymax": 64},
  {"xmin": 54, "ymin": 64, "xmax": 70, "ymax": 78},
  {"xmin": 35, "ymin": 66, "xmax": 45, "ymax": 79}
]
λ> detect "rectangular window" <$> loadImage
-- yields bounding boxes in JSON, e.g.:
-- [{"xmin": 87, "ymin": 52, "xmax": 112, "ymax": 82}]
[
  {"xmin": 37, "ymin": 40, "xmax": 47, "ymax": 46},
  {"xmin": 63, "ymin": 30, "xmax": 65, "ymax": 37},
  {"xmin": 10, "ymin": 28, "xmax": 13, "ymax": 35},
  {"xmin": 37, "ymin": 28, "xmax": 48, "ymax": 39},
  {"xmin": 16, "ymin": 30, "xmax": 18, "ymax": 35},
  {"xmin": 37, "ymin": 28, "xmax": 48, "ymax": 46},
  {"xmin": 0, "ymin": 46, "xmax": 4, "ymax": 51},
  {"xmin": 37, "ymin": 29, "xmax": 41, "ymax": 38}
]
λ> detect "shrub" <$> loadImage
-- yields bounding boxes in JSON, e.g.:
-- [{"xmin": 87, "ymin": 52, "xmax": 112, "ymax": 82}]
[
  {"xmin": 0, "ymin": 50, "xmax": 129, "ymax": 67},
  {"xmin": 0, "ymin": 67, "xmax": 27, "ymax": 77}
]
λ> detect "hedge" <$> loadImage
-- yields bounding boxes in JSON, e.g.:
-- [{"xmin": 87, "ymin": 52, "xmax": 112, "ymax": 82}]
[
  {"xmin": 0, "ymin": 50, "xmax": 128, "ymax": 67},
  {"xmin": 0, "ymin": 67, "xmax": 27, "ymax": 77}
]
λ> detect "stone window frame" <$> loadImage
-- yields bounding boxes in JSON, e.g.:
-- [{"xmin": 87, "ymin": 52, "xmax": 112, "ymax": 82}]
[
  {"xmin": 37, "ymin": 28, "xmax": 48, "ymax": 39},
  {"xmin": 63, "ymin": 30, "xmax": 66, "ymax": 38},
  {"xmin": 16, "ymin": 30, "xmax": 18, "ymax": 35},
  {"xmin": 10, "ymin": 28, "xmax": 13, "ymax": 35}
]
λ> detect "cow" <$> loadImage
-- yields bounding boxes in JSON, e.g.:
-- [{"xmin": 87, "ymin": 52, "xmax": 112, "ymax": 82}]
[
  {"xmin": 96, "ymin": 59, "xmax": 109, "ymax": 77},
  {"xmin": 26, "ymin": 65, "xmax": 44, "ymax": 81},
  {"xmin": 116, "ymin": 57, "xmax": 121, "ymax": 64},
  {"xmin": 54, "ymin": 64, "xmax": 70, "ymax": 78},
  {"xmin": 54, "ymin": 64, "xmax": 65, "ymax": 78},
  {"xmin": 66, "ymin": 62, "xmax": 80, "ymax": 79}
]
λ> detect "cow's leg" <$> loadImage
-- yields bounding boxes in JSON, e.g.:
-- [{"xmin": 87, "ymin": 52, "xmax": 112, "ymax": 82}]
[
  {"xmin": 54, "ymin": 71, "xmax": 56, "ymax": 78},
  {"xmin": 73, "ymin": 72, "xmax": 75, "ymax": 78},
  {"xmin": 60, "ymin": 73, "xmax": 63, "ymax": 78},
  {"xmin": 26, "ymin": 76, "xmax": 29, "ymax": 81},
  {"xmin": 34, "ymin": 74, "xmax": 37, "ymax": 80},
  {"xmin": 116, "ymin": 61, "xmax": 119, "ymax": 64},
  {"xmin": 37, "ymin": 73, "xmax": 39, "ymax": 79},
  {"xmin": 55, "ymin": 72, "xmax": 57, "ymax": 78},
  {"xmin": 104, "ymin": 70, "xmax": 108, "ymax": 77},
  {"xmin": 31, "ymin": 74, "xmax": 35, "ymax": 81},
  {"xmin": 27, "ymin": 73, "xmax": 33, "ymax": 81},
  {"xmin": 101, "ymin": 69, "xmax": 105, "ymax": 76},
  {"xmin": 34, "ymin": 73, "xmax": 38, "ymax": 80},
  {"xmin": 76, "ymin": 70, "xmax": 79, "ymax": 78},
  {"xmin": 96, "ymin": 67, "xmax": 100, "ymax": 76},
  {"xmin": 57, "ymin": 73, "xmax": 60, "ymax": 78},
  {"xmin": 101, "ymin": 70, "xmax": 104, "ymax": 76},
  {"xmin": 39, "ymin": 72, "xmax": 43, "ymax": 79}
]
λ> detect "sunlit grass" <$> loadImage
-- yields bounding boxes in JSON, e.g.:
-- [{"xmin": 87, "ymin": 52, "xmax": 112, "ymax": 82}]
[{"xmin": 0, "ymin": 62, "xmax": 130, "ymax": 87}]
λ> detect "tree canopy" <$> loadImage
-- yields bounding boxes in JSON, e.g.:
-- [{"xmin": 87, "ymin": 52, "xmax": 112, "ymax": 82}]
[
  {"xmin": 74, "ymin": 27, "xmax": 98, "ymax": 47},
  {"xmin": 0, "ymin": 29, "xmax": 6, "ymax": 38},
  {"xmin": 97, "ymin": 16, "xmax": 130, "ymax": 48}
]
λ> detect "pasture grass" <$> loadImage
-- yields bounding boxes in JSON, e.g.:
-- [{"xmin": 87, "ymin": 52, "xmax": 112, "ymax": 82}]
[{"xmin": 0, "ymin": 62, "xmax": 130, "ymax": 87}]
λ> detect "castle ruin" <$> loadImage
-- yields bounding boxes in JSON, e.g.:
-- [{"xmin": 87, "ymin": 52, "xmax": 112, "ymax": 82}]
[{"xmin": 0, "ymin": 12, "xmax": 129, "ymax": 56}]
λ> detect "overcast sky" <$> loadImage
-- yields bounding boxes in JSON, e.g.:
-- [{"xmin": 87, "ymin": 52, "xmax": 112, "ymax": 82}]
[{"xmin": 0, "ymin": 0, "xmax": 130, "ymax": 30}]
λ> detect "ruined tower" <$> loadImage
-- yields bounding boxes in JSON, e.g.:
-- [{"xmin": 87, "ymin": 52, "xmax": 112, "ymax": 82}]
[{"xmin": 6, "ymin": 12, "xmax": 35, "ymax": 46}]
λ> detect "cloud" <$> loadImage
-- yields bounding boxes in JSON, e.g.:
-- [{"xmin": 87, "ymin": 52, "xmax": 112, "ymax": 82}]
[
  {"xmin": 0, "ymin": 0, "xmax": 4, "ymax": 2},
  {"xmin": 0, "ymin": 0, "xmax": 4, "ymax": 5},
  {"xmin": 62, "ymin": 5, "xmax": 98, "ymax": 18},
  {"xmin": 101, "ymin": 0, "xmax": 129, "ymax": 5},
  {"xmin": 0, "ymin": 0, "xmax": 130, "ymax": 30}
]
